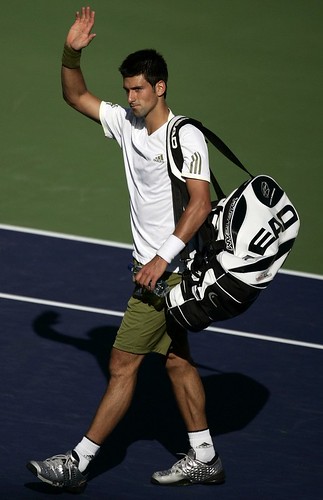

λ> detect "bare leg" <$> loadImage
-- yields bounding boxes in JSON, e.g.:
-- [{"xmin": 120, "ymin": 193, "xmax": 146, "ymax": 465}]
[
  {"xmin": 85, "ymin": 347, "xmax": 145, "ymax": 444},
  {"xmin": 166, "ymin": 350, "xmax": 208, "ymax": 432},
  {"xmin": 152, "ymin": 351, "xmax": 225, "ymax": 484}
]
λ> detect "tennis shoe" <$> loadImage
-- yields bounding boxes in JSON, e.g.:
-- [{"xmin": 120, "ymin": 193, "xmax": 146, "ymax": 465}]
[
  {"xmin": 151, "ymin": 448, "xmax": 225, "ymax": 486},
  {"xmin": 26, "ymin": 450, "xmax": 88, "ymax": 492}
]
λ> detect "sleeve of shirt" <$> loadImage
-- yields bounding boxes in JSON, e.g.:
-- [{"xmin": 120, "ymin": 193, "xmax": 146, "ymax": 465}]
[
  {"xmin": 178, "ymin": 124, "xmax": 210, "ymax": 183},
  {"xmin": 99, "ymin": 101, "xmax": 127, "ymax": 146}
]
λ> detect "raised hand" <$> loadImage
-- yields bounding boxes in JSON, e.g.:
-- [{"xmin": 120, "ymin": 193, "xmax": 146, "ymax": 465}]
[{"xmin": 66, "ymin": 6, "xmax": 96, "ymax": 50}]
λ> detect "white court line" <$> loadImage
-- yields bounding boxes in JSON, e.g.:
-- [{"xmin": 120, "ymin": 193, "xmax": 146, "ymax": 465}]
[
  {"xmin": 0, "ymin": 224, "xmax": 133, "ymax": 250},
  {"xmin": 1, "ymin": 292, "xmax": 322, "ymax": 351},
  {"xmin": 0, "ymin": 292, "xmax": 124, "ymax": 319},
  {"xmin": 0, "ymin": 223, "xmax": 322, "ymax": 281},
  {"xmin": 206, "ymin": 325, "xmax": 323, "ymax": 350}
]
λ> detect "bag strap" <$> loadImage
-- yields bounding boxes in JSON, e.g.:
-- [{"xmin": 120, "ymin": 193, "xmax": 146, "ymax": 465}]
[
  {"xmin": 186, "ymin": 117, "xmax": 253, "ymax": 178},
  {"xmin": 166, "ymin": 116, "xmax": 253, "ymax": 259},
  {"xmin": 166, "ymin": 116, "xmax": 253, "ymax": 202}
]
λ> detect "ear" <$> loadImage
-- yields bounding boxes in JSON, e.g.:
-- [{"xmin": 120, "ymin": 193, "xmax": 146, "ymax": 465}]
[{"xmin": 155, "ymin": 80, "xmax": 166, "ymax": 97}]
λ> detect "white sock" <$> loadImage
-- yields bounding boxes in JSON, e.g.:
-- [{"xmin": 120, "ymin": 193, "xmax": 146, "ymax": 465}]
[
  {"xmin": 188, "ymin": 429, "xmax": 215, "ymax": 463},
  {"xmin": 74, "ymin": 436, "xmax": 100, "ymax": 473}
]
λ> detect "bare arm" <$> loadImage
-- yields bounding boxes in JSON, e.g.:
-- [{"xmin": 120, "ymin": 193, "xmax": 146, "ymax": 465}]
[
  {"xmin": 61, "ymin": 6, "xmax": 101, "ymax": 121},
  {"xmin": 173, "ymin": 179, "xmax": 211, "ymax": 243},
  {"xmin": 135, "ymin": 179, "xmax": 212, "ymax": 289}
]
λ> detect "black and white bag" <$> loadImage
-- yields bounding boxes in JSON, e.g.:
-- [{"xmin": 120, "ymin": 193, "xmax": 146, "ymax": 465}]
[{"xmin": 165, "ymin": 116, "xmax": 300, "ymax": 332}]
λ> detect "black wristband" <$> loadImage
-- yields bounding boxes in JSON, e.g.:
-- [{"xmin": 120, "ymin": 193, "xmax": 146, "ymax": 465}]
[{"xmin": 62, "ymin": 44, "xmax": 81, "ymax": 69}]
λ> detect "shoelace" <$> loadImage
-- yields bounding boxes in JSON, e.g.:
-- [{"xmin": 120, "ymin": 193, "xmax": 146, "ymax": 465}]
[
  {"xmin": 44, "ymin": 454, "xmax": 77, "ymax": 481},
  {"xmin": 171, "ymin": 453, "xmax": 195, "ymax": 474},
  {"xmin": 44, "ymin": 454, "xmax": 69, "ymax": 465}
]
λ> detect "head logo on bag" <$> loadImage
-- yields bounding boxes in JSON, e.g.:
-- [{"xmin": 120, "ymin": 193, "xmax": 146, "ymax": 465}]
[{"xmin": 165, "ymin": 116, "xmax": 300, "ymax": 332}]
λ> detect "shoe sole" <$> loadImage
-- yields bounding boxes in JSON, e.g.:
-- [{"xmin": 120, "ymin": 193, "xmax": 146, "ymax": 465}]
[{"xmin": 151, "ymin": 471, "xmax": 226, "ymax": 486}]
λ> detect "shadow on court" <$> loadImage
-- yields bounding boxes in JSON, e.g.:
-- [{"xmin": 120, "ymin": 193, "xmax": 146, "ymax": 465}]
[{"xmin": 29, "ymin": 311, "xmax": 270, "ymax": 488}]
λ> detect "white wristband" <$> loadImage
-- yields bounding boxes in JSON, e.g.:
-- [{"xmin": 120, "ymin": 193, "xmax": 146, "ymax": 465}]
[{"xmin": 157, "ymin": 234, "xmax": 186, "ymax": 263}]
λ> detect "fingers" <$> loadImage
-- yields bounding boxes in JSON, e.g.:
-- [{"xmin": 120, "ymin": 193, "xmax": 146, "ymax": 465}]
[
  {"xmin": 135, "ymin": 268, "xmax": 157, "ymax": 291},
  {"xmin": 74, "ymin": 6, "xmax": 95, "ymax": 28},
  {"xmin": 79, "ymin": 6, "xmax": 95, "ymax": 22},
  {"xmin": 134, "ymin": 257, "xmax": 168, "ymax": 291}
]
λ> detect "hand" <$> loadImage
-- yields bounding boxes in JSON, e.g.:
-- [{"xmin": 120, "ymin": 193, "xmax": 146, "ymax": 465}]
[
  {"xmin": 66, "ymin": 6, "xmax": 96, "ymax": 51},
  {"xmin": 135, "ymin": 255, "xmax": 168, "ymax": 291}
]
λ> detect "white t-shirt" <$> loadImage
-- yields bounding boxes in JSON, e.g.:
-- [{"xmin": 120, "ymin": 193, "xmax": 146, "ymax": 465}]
[{"xmin": 99, "ymin": 101, "xmax": 210, "ymax": 271}]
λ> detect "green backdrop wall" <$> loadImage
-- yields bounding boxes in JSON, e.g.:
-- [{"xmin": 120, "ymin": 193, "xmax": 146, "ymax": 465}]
[{"xmin": 1, "ymin": 0, "xmax": 322, "ymax": 273}]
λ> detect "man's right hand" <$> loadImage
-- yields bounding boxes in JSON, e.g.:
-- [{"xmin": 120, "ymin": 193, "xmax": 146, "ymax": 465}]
[
  {"xmin": 66, "ymin": 6, "xmax": 96, "ymax": 51},
  {"xmin": 62, "ymin": 6, "xmax": 101, "ymax": 122}
]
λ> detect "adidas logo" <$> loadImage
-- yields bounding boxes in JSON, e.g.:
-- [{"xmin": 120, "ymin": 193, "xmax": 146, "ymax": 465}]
[
  {"xmin": 153, "ymin": 154, "xmax": 164, "ymax": 163},
  {"xmin": 196, "ymin": 442, "xmax": 212, "ymax": 449}
]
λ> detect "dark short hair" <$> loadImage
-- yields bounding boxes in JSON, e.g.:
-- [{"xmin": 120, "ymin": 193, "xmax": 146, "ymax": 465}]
[{"xmin": 119, "ymin": 49, "xmax": 168, "ymax": 95}]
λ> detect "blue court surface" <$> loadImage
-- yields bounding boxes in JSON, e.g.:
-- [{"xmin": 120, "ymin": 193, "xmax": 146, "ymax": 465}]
[{"xmin": 1, "ymin": 225, "xmax": 322, "ymax": 499}]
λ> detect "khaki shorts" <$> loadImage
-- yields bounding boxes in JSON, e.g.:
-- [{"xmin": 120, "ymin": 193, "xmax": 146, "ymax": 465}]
[{"xmin": 113, "ymin": 271, "xmax": 182, "ymax": 355}]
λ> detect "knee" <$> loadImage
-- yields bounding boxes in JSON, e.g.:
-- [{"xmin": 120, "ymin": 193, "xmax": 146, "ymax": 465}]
[
  {"xmin": 166, "ymin": 351, "xmax": 194, "ymax": 378},
  {"xmin": 109, "ymin": 348, "xmax": 144, "ymax": 379}
]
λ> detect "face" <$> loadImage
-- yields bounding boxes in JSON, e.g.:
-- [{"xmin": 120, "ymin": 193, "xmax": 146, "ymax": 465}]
[{"xmin": 123, "ymin": 74, "xmax": 165, "ymax": 118}]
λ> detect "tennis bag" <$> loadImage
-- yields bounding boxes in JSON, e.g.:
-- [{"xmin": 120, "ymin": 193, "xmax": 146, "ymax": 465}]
[{"xmin": 165, "ymin": 116, "xmax": 300, "ymax": 332}]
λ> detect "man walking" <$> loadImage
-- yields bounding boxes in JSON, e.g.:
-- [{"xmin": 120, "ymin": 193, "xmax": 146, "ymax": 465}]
[{"xmin": 26, "ymin": 6, "xmax": 225, "ymax": 491}]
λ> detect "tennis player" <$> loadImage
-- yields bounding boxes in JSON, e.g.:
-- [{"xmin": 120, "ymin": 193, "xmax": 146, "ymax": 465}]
[{"xmin": 26, "ymin": 6, "xmax": 225, "ymax": 490}]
